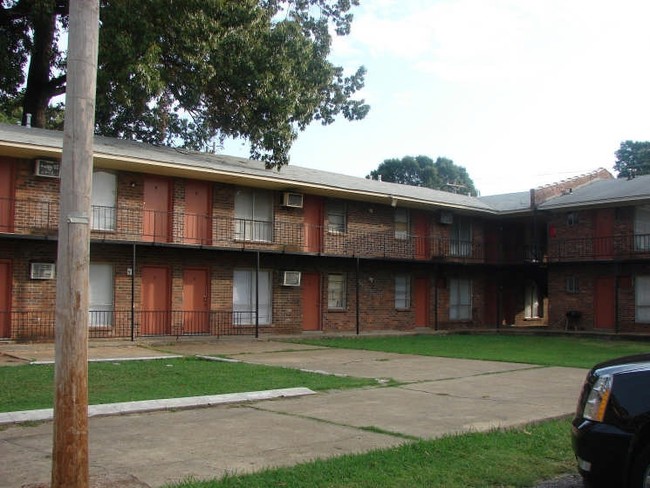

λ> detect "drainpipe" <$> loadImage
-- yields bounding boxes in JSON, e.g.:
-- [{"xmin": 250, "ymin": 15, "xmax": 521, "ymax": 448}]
[
  {"xmin": 131, "ymin": 243, "xmax": 136, "ymax": 341},
  {"xmin": 355, "ymin": 257, "xmax": 360, "ymax": 335},
  {"xmin": 255, "ymin": 251, "xmax": 260, "ymax": 338},
  {"xmin": 434, "ymin": 270, "xmax": 439, "ymax": 331}
]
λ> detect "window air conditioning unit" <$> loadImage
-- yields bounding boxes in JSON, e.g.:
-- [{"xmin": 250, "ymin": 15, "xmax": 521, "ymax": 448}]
[
  {"xmin": 282, "ymin": 192, "xmax": 304, "ymax": 208},
  {"xmin": 282, "ymin": 270, "xmax": 302, "ymax": 286},
  {"xmin": 34, "ymin": 159, "xmax": 60, "ymax": 178},
  {"xmin": 30, "ymin": 262, "xmax": 56, "ymax": 280},
  {"xmin": 439, "ymin": 211, "xmax": 453, "ymax": 225}
]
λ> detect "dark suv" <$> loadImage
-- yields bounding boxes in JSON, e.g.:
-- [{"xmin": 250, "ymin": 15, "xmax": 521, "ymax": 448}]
[{"xmin": 572, "ymin": 353, "xmax": 650, "ymax": 488}]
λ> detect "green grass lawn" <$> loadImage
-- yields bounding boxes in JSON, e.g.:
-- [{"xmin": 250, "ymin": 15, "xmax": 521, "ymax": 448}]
[
  {"xmin": 292, "ymin": 334, "xmax": 650, "ymax": 368},
  {"xmin": 169, "ymin": 417, "xmax": 574, "ymax": 488},
  {"xmin": 0, "ymin": 357, "xmax": 379, "ymax": 412}
]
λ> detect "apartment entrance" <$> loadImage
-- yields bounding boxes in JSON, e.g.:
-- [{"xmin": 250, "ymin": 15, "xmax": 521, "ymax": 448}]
[
  {"xmin": 143, "ymin": 176, "xmax": 170, "ymax": 242},
  {"xmin": 182, "ymin": 268, "xmax": 210, "ymax": 334},
  {"xmin": 184, "ymin": 180, "xmax": 211, "ymax": 245},
  {"xmin": 303, "ymin": 196, "xmax": 323, "ymax": 253},
  {"xmin": 594, "ymin": 208, "xmax": 614, "ymax": 258},
  {"xmin": 141, "ymin": 266, "xmax": 171, "ymax": 335},
  {"xmin": 594, "ymin": 276, "xmax": 616, "ymax": 330},
  {"xmin": 414, "ymin": 277, "xmax": 429, "ymax": 327},
  {"xmin": 302, "ymin": 272, "xmax": 321, "ymax": 331}
]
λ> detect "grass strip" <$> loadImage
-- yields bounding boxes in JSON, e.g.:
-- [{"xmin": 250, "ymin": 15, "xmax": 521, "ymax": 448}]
[
  {"xmin": 0, "ymin": 357, "xmax": 377, "ymax": 412},
  {"xmin": 169, "ymin": 417, "xmax": 575, "ymax": 488},
  {"xmin": 291, "ymin": 334, "xmax": 650, "ymax": 368}
]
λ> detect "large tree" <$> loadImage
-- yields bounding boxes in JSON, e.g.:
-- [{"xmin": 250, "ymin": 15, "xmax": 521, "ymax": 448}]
[
  {"xmin": 367, "ymin": 155, "xmax": 478, "ymax": 196},
  {"xmin": 0, "ymin": 0, "xmax": 369, "ymax": 168},
  {"xmin": 614, "ymin": 140, "xmax": 650, "ymax": 179}
]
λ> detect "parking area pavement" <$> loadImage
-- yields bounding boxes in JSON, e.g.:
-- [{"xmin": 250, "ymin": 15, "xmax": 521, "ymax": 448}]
[{"xmin": 0, "ymin": 339, "xmax": 587, "ymax": 487}]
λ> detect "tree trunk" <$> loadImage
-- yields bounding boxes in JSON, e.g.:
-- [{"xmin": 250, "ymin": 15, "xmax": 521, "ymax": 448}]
[{"xmin": 22, "ymin": 5, "xmax": 57, "ymax": 128}]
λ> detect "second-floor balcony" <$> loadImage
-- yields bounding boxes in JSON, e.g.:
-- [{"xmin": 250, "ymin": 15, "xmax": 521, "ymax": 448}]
[
  {"xmin": 1, "ymin": 196, "xmax": 540, "ymax": 264},
  {"xmin": 546, "ymin": 234, "xmax": 650, "ymax": 262}
]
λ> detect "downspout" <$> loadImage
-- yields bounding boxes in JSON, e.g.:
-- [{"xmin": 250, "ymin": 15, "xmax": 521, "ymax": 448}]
[
  {"xmin": 131, "ymin": 242, "xmax": 136, "ymax": 342},
  {"xmin": 255, "ymin": 251, "xmax": 260, "ymax": 339},
  {"xmin": 355, "ymin": 257, "xmax": 360, "ymax": 335}
]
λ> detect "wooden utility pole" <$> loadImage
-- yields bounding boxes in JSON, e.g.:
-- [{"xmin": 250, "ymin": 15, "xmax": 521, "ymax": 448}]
[{"xmin": 51, "ymin": 1, "xmax": 99, "ymax": 486}]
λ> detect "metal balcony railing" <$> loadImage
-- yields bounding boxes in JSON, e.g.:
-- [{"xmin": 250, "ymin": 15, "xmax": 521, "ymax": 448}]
[
  {"xmin": 0, "ymin": 196, "xmax": 559, "ymax": 264},
  {"xmin": 546, "ymin": 234, "xmax": 650, "ymax": 262},
  {"xmin": 2, "ymin": 310, "xmax": 259, "ymax": 341}
]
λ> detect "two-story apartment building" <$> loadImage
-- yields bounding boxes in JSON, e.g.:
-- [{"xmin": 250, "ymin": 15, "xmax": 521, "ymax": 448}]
[{"xmin": 0, "ymin": 123, "xmax": 648, "ymax": 341}]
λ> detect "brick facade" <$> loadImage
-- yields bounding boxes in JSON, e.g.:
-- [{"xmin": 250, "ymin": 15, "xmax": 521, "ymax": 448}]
[{"xmin": 1, "ymin": 144, "xmax": 649, "ymax": 341}]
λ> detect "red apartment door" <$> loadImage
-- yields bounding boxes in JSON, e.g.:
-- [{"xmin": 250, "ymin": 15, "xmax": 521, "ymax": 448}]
[
  {"xmin": 0, "ymin": 160, "xmax": 14, "ymax": 232},
  {"xmin": 303, "ymin": 195, "xmax": 323, "ymax": 253},
  {"xmin": 594, "ymin": 208, "xmax": 614, "ymax": 258},
  {"xmin": 414, "ymin": 214, "xmax": 429, "ymax": 260},
  {"xmin": 302, "ymin": 272, "xmax": 321, "ymax": 331},
  {"xmin": 141, "ymin": 266, "xmax": 171, "ymax": 335},
  {"xmin": 182, "ymin": 268, "xmax": 210, "ymax": 333},
  {"xmin": 184, "ymin": 180, "xmax": 211, "ymax": 245},
  {"xmin": 143, "ymin": 176, "xmax": 170, "ymax": 242},
  {"xmin": 594, "ymin": 276, "xmax": 616, "ymax": 330},
  {"xmin": 414, "ymin": 277, "xmax": 429, "ymax": 327},
  {"xmin": 0, "ymin": 261, "xmax": 10, "ymax": 337}
]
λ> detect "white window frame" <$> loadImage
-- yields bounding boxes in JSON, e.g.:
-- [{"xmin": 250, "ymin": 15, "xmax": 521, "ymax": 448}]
[
  {"xmin": 449, "ymin": 278, "xmax": 472, "ymax": 320},
  {"xmin": 636, "ymin": 276, "xmax": 650, "ymax": 323},
  {"xmin": 91, "ymin": 171, "xmax": 117, "ymax": 231},
  {"xmin": 450, "ymin": 217, "xmax": 472, "ymax": 257},
  {"xmin": 327, "ymin": 273, "xmax": 347, "ymax": 309},
  {"xmin": 234, "ymin": 190, "xmax": 273, "ymax": 242},
  {"xmin": 394, "ymin": 208, "xmax": 409, "ymax": 240},
  {"xmin": 327, "ymin": 201, "xmax": 346, "ymax": 234},
  {"xmin": 233, "ymin": 269, "xmax": 272, "ymax": 325},
  {"xmin": 395, "ymin": 274, "xmax": 411, "ymax": 309},
  {"xmin": 89, "ymin": 263, "xmax": 114, "ymax": 327},
  {"xmin": 634, "ymin": 205, "xmax": 650, "ymax": 251},
  {"xmin": 524, "ymin": 281, "xmax": 541, "ymax": 319}
]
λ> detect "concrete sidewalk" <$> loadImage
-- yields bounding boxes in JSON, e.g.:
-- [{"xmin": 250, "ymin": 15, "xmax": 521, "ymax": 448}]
[{"xmin": 0, "ymin": 339, "xmax": 587, "ymax": 487}]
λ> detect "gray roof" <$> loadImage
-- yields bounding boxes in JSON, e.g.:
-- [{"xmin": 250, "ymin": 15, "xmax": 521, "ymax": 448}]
[
  {"xmin": 478, "ymin": 191, "xmax": 531, "ymax": 214},
  {"xmin": 0, "ymin": 123, "xmax": 496, "ymax": 214},
  {"xmin": 538, "ymin": 174, "xmax": 650, "ymax": 210},
  {"xmin": 3, "ymin": 123, "xmax": 647, "ymax": 215}
]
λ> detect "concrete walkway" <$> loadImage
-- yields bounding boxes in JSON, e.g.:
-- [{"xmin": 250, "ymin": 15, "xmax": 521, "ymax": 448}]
[{"xmin": 0, "ymin": 339, "xmax": 587, "ymax": 487}]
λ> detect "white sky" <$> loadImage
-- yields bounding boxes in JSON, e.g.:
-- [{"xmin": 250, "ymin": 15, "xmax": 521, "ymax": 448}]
[{"xmin": 223, "ymin": 0, "xmax": 650, "ymax": 196}]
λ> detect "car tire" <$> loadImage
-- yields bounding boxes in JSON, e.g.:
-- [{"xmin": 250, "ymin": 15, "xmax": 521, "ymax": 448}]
[{"xmin": 631, "ymin": 444, "xmax": 650, "ymax": 488}]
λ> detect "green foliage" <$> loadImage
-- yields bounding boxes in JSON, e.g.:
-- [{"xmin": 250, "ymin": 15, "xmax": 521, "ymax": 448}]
[
  {"xmin": 0, "ymin": 0, "xmax": 369, "ymax": 169},
  {"xmin": 367, "ymin": 155, "xmax": 478, "ymax": 196},
  {"xmin": 614, "ymin": 140, "xmax": 650, "ymax": 178},
  {"xmin": 169, "ymin": 418, "xmax": 574, "ymax": 487}
]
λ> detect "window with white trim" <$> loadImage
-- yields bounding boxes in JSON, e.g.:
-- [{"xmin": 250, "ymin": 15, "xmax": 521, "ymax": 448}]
[
  {"xmin": 395, "ymin": 275, "xmax": 411, "ymax": 309},
  {"xmin": 449, "ymin": 278, "xmax": 472, "ymax": 320},
  {"xmin": 450, "ymin": 217, "xmax": 472, "ymax": 257},
  {"xmin": 234, "ymin": 190, "xmax": 273, "ymax": 242},
  {"xmin": 394, "ymin": 208, "xmax": 409, "ymax": 240},
  {"xmin": 327, "ymin": 273, "xmax": 347, "ymax": 309},
  {"xmin": 327, "ymin": 201, "xmax": 346, "ymax": 233},
  {"xmin": 233, "ymin": 269, "xmax": 272, "ymax": 325},
  {"xmin": 636, "ymin": 276, "xmax": 650, "ymax": 323},
  {"xmin": 89, "ymin": 263, "xmax": 114, "ymax": 327},
  {"xmin": 91, "ymin": 171, "xmax": 117, "ymax": 231},
  {"xmin": 634, "ymin": 205, "xmax": 650, "ymax": 251}
]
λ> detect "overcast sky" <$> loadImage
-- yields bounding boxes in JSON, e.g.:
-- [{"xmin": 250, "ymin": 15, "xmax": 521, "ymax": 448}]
[{"xmin": 224, "ymin": 0, "xmax": 650, "ymax": 196}]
